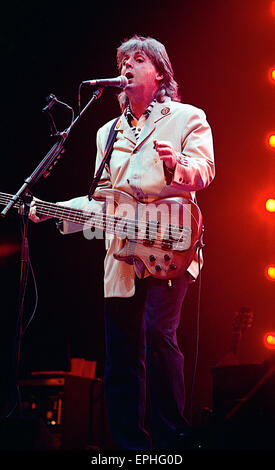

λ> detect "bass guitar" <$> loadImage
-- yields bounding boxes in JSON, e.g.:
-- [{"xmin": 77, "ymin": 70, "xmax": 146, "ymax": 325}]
[{"xmin": 0, "ymin": 188, "xmax": 203, "ymax": 280}]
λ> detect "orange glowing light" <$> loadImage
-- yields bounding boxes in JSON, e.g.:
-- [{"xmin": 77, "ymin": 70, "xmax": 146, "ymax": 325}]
[
  {"xmin": 268, "ymin": 134, "xmax": 275, "ymax": 149},
  {"xmin": 269, "ymin": 67, "xmax": 275, "ymax": 83},
  {"xmin": 272, "ymin": 1, "xmax": 275, "ymax": 17},
  {"xmin": 264, "ymin": 332, "xmax": 275, "ymax": 349},
  {"xmin": 265, "ymin": 265, "xmax": 275, "ymax": 281},
  {"xmin": 266, "ymin": 198, "xmax": 275, "ymax": 212}
]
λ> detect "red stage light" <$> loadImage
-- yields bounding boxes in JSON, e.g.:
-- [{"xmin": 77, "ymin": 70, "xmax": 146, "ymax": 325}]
[
  {"xmin": 267, "ymin": 134, "xmax": 275, "ymax": 149},
  {"xmin": 265, "ymin": 265, "xmax": 275, "ymax": 281},
  {"xmin": 0, "ymin": 242, "xmax": 20, "ymax": 259},
  {"xmin": 269, "ymin": 67, "xmax": 275, "ymax": 83},
  {"xmin": 264, "ymin": 332, "xmax": 275, "ymax": 349},
  {"xmin": 265, "ymin": 198, "xmax": 275, "ymax": 212},
  {"xmin": 272, "ymin": 1, "xmax": 275, "ymax": 17}
]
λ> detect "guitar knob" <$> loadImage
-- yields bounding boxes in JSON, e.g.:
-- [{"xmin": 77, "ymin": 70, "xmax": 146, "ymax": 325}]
[
  {"xmin": 169, "ymin": 264, "xmax": 177, "ymax": 270},
  {"xmin": 155, "ymin": 265, "xmax": 162, "ymax": 272},
  {"xmin": 149, "ymin": 255, "xmax": 156, "ymax": 262},
  {"xmin": 164, "ymin": 254, "xmax": 171, "ymax": 261}
]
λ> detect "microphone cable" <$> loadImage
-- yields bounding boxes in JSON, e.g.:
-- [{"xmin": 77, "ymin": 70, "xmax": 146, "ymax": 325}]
[{"xmin": 4, "ymin": 215, "xmax": 39, "ymax": 419}]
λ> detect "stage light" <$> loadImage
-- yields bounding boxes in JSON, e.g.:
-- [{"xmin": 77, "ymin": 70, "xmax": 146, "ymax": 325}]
[
  {"xmin": 272, "ymin": 1, "xmax": 275, "ymax": 17},
  {"xmin": 266, "ymin": 198, "xmax": 275, "ymax": 212},
  {"xmin": 265, "ymin": 265, "xmax": 275, "ymax": 281},
  {"xmin": 0, "ymin": 242, "xmax": 20, "ymax": 259},
  {"xmin": 264, "ymin": 332, "xmax": 275, "ymax": 349},
  {"xmin": 269, "ymin": 67, "xmax": 275, "ymax": 83},
  {"xmin": 268, "ymin": 134, "xmax": 275, "ymax": 149}
]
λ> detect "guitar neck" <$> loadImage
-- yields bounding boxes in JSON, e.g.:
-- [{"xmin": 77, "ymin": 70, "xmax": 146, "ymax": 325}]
[
  {"xmin": 0, "ymin": 192, "xmax": 120, "ymax": 234},
  {"xmin": 0, "ymin": 192, "xmax": 142, "ymax": 239},
  {"xmin": 231, "ymin": 331, "xmax": 242, "ymax": 355}
]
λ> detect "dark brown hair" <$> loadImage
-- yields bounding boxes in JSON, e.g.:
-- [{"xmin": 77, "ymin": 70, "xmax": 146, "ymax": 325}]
[{"xmin": 116, "ymin": 35, "xmax": 181, "ymax": 111}]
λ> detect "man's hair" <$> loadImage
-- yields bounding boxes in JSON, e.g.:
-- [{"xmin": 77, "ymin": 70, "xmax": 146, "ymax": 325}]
[{"xmin": 116, "ymin": 35, "xmax": 181, "ymax": 112}]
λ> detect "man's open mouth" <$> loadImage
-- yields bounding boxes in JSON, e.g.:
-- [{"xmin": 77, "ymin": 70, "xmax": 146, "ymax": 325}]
[{"xmin": 125, "ymin": 71, "xmax": 134, "ymax": 80}]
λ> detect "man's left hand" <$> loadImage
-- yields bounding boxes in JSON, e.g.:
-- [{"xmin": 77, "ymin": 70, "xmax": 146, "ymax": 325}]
[{"xmin": 154, "ymin": 140, "xmax": 177, "ymax": 170}]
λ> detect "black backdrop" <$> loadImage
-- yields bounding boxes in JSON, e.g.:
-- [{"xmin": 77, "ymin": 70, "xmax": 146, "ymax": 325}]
[{"xmin": 1, "ymin": 0, "xmax": 275, "ymax": 424}]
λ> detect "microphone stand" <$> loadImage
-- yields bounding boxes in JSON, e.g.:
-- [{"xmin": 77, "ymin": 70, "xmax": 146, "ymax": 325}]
[{"xmin": 1, "ymin": 87, "xmax": 103, "ymax": 417}]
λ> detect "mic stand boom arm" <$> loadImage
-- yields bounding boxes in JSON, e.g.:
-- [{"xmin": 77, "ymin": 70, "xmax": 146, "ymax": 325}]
[{"xmin": 1, "ymin": 88, "xmax": 103, "ymax": 217}]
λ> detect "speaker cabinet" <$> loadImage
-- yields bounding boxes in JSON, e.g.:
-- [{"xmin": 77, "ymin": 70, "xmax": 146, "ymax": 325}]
[
  {"xmin": 212, "ymin": 359, "xmax": 275, "ymax": 424},
  {"xmin": 14, "ymin": 373, "xmax": 112, "ymax": 450},
  {"xmin": 0, "ymin": 416, "xmax": 58, "ymax": 450}
]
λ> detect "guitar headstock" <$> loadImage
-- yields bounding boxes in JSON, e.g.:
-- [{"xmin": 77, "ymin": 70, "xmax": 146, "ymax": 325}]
[{"xmin": 232, "ymin": 306, "xmax": 254, "ymax": 334}]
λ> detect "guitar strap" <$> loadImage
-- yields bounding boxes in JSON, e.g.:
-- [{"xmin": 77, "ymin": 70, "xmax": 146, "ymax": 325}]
[{"xmin": 88, "ymin": 117, "xmax": 120, "ymax": 200}]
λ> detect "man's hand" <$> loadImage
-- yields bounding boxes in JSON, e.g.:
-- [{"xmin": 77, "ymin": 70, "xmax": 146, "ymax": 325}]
[
  {"xmin": 28, "ymin": 199, "xmax": 42, "ymax": 223},
  {"xmin": 154, "ymin": 140, "xmax": 177, "ymax": 170},
  {"xmin": 19, "ymin": 198, "xmax": 51, "ymax": 223}
]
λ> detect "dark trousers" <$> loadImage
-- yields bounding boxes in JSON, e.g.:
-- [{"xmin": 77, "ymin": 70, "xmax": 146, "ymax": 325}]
[{"xmin": 104, "ymin": 272, "xmax": 192, "ymax": 450}]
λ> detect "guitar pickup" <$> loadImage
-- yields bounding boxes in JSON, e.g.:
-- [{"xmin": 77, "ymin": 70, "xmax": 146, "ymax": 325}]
[
  {"xmin": 142, "ymin": 220, "xmax": 157, "ymax": 246},
  {"xmin": 143, "ymin": 238, "xmax": 154, "ymax": 246},
  {"xmin": 161, "ymin": 239, "xmax": 173, "ymax": 250}
]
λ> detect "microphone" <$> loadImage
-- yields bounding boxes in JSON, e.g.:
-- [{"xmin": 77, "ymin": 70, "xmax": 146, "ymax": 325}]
[
  {"xmin": 42, "ymin": 94, "xmax": 72, "ymax": 113},
  {"xmin": 82, "ymin": 75, "xmax": 128, "ymax": 88},
  {"xmin": 42, "ymin": 94, "xmax": 57, "ymax": 112}
]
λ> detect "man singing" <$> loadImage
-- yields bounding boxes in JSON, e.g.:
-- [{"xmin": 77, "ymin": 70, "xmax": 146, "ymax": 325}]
[{"xmin": 29, "ymin": 35, "xmax": 215, "ymax": 449}]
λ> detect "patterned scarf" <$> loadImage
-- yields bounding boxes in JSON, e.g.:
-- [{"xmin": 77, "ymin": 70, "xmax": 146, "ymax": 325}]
[{"xmin": 125, "ymin": 99, "xmax": 156, "ymax": 141}]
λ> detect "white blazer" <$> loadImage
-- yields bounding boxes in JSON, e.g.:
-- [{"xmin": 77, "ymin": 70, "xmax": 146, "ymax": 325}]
[{"xmin": 59, "ymin": 97, "xmax": 215, "ymax": 297}]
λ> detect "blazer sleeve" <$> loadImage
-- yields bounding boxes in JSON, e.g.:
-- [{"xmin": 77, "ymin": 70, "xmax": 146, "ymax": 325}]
[{"xmin": 171, "ymin": 107, "xmax": 215, "ymax": 191}]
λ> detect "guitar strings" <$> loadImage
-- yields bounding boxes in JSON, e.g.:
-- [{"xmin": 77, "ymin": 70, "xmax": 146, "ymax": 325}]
[
  {"xmin": 0, "ymin": 193, "xmax": 197, "ymax": 247},
  {"xmin": 35, "ymin": 199, "xmax": 193, "ymax": 238},
  {"xmin": 0, "ymin": 193, "xmax": 196, "ymax": 235},
  {"xmin": 0, "ymin": 193, "xmax": 195, "ymax": 248}
]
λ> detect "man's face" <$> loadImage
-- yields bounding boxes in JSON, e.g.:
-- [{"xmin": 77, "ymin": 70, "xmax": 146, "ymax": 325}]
[{"xmin": 120, "ymin": 50, "xmax": 163, "ymax": 100}]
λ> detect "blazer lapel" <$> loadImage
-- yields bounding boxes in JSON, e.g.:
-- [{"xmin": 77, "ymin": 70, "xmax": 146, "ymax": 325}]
[
  {"xmin": 115, "ymin": 98, "xmax": 172, "ymax": 151},
  {"xmin": 133, "ymin": 99, "xmax": 172, "ymax": 151},
  {"xmin": 116, "ymin": 113, "xmax": 136, "ymax": 145}
]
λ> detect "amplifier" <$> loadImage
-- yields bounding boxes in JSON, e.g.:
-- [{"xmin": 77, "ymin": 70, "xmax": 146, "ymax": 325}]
[
  {"xmin": 18, "ymin": 372, "xmax": 112, "ymax": 450},
  {"xmin": 212, "ymin": 357, "xmax": 275, "ymax": 424}
]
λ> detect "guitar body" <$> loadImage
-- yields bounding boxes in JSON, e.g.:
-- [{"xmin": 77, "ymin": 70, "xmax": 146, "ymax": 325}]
[{"xmin": 93, "ymin": 189, "xmax": 203, "ymax": 279}]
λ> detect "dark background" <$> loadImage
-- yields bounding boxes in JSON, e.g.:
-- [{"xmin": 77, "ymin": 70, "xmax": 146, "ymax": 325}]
[{"xmin": 0, "ymin": 0, "xmax": 274, "ymax": 425}]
